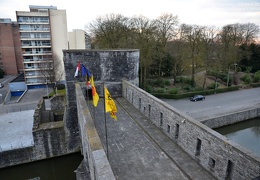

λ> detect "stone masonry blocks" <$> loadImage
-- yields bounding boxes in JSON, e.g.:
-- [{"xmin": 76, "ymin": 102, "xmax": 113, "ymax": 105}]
[{"xmin": 122, "ymin": 80, "xmax": 260, "ymax": 180}]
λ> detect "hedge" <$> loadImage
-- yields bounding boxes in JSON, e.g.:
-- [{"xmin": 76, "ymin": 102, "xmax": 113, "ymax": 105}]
[
  {"xmin": 251, "ymin": 83, "xmax": 260, "ymax": 87},
  {"xmin": 152, "ymin": 86, "xmax": 240, "ymax": 99}
]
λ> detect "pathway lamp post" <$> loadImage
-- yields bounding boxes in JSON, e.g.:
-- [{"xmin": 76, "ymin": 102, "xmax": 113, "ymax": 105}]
[{"xmin": 226, "ymin": 63, "xmax": 237, "ymax": 87}]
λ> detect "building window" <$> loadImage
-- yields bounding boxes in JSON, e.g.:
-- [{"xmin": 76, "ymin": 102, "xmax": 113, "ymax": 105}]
[
  {"xmin": 160, "ymin": 112, "xmax": 163, "ymax": 127},
  {"xmin": 175, "ymin": 123, "xmax": 179, "ymax": 139},
  {"xmin": 225, "ymin": 160, "xmax": 234, "ymax": 180},
  {"xmin": 195, "ymin": 138, "xmax": 202, "ymax": 157},
  {"xmin": 139, "ymin": 98, "xmax": 141, "ymax": 110},
  {"xmin": 208, "ymin": 157, "xmax": 216, "ymax": 169},
  {"xmin": 148, "ymin": 104, "xmax": 151, "ymax": 118},
  {"xmin": 167, "ymin": 124, "xmax": 171, "ymax": 133}
]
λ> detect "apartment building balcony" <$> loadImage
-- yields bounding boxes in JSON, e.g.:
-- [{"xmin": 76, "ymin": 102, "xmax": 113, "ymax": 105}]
[
  {"xmin": 25, "ymin": 73, "xmax": 52, "ymax": 78},
  {"xmin": 19, "ymin": 28, "xmax": 50, "ymax": 32},
  {"xmin": 24, "ymin": 67, "xmax": 53, "ymax": 71},
  {"xmin": 21, "ymin": 45, "xmax": 52, "ymax": 48},
  {"xmin": 20, "ymin": 37, "xmax": 51, "ymax": 41},
  {"xmin": 21, "ymin": 41, "xmax": 51, "ymax": 48},
  {"xmin": 23, "ymin": 59, "xmax": 53, "ymax": 63},
  {"xmin": 23, "ymin": 51, "xmax": 52, "ymax": 56}
]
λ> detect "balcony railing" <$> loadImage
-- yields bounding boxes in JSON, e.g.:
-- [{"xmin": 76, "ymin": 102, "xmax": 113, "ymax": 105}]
[
  {"xmin": 23, "ymin": 51, "xmax": 52, "ymax": 54},
  {"xmin": 20, "ymin": 36, "xmax": 51, "ymax": 39},
  {"xmin": 23, "ymin": 59, "xmax": 53, "ymax": 63},
  {"xmin": 19, "ymin": 28, "xmax": 50, "ymax": 31},
  {"xmin": 18, "ymin": 20, "xmax": 49, "ymax": 23},
  {"xmin": 21, "ymin": 43, "xmax": 51, "ymax": 46}
]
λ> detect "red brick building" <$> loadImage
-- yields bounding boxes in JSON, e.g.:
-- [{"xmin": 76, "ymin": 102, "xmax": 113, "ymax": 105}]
[{"xmin": 0, "ymin": 18, "xmax": 23, "ymax": 75}]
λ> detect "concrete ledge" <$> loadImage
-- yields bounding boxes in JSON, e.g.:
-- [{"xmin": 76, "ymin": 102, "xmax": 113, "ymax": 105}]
[
  {"xmin": 76, "ymin": 83, "xmax": 115, "ymax": 180},
  {"xmin": 201, "ymin": 107, "xmax": 260, "ymax": 128}
]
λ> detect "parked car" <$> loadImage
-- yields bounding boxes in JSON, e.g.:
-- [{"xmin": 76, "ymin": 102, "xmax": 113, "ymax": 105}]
[
  {"xmin": 0, "ymin": 83, "xmax": 3, "ymax": 88},
  {"xmin": 190, "ymin": 95, "xmax": 205, "ymax": 101}
]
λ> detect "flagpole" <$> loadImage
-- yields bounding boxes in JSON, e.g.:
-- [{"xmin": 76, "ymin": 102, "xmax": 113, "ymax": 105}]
[{"xmin": 103, "ymin": 82, "xmax": 109, "ymax": 159}]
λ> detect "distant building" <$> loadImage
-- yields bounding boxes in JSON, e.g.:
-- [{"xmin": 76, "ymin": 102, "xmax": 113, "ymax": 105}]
[
  {"xmin": 68, "ymin": 29, "xmax": 91, "ymax": 49},
  {"xmin": 16, "ymin": 5, "xmax": 68, "ymax": 88},
  {"xmin": 0, "ymin": 18, "xmax": 23, "ymax": 75}
]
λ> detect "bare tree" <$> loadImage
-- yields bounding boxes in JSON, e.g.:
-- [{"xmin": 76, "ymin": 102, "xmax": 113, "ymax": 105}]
[
  {"xmin": 86, "ymin": 13, "xmax": 131, "ymax": 48},
  {"xmin": 130, "ymin": 15, "xmax": 157, "ymax": 88},
  {"xmin": 181, "ymin": 24, "xmax": 205, "ymax": 86},
  {"xmin": 241, "ymin": 23, "xmax": 260, "ymax": 45},
  {"xmin": 38, "ymin": 53, "xmax": 63, "ymax": 95},
  {"xmin": 154, "ymin": 13, "xmax": 179, "ymax": 77},
  {"xmin": 201, "ymin": 26, "xmax": 219, "ymax": 89}
]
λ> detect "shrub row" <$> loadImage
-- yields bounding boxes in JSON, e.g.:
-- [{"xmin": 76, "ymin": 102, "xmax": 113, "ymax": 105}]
[
  {"xmin": 152, "ymin": 86, "xmax": 240, "ymax": 99},
  {"xmin": 251, "ymin": 83, "xmax": 260, "ymax": 87}
]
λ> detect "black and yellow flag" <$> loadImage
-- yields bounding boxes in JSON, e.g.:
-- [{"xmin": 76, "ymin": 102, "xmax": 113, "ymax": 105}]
[{"xmin": 104, "ymin": 87, "xmax": 117, "ymax": 120}]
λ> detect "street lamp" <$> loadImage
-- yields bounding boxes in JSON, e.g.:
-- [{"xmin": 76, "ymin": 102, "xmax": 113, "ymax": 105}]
[{"xmin": 226, "ymin": 63, "xmax": 237, "ymax": 87}]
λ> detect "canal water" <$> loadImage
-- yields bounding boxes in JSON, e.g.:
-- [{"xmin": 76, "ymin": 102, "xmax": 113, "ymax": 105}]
[
  {"xmin": 0, "ymin": 152, "xmax": 83, "ymax": 180},
  {"xmin": 214, "ymin": 117, "xmax": 260, "ymax": 157}
]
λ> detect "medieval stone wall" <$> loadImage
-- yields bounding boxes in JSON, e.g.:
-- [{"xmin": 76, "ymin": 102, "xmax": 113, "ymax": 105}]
[
  {"xmin": 75, "ymin": 83, "xmax": 115, "ymax": 180},
  {"xmin": 63, "ymin": 49, "xmax": 139, "ymax": 152},
  {"xmin": 122, "ymin": 80, "xmax": 260, "ymax": 180}
]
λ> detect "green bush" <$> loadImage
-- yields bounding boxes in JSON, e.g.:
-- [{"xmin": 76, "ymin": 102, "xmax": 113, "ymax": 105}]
[
  {"xmin": 145, "ymin": 86, "xmax": 153, "ymax": 93},
  {"xmin": 157, "ymin": 88, "xmax": 166, "ymax": 93},
  {"xmin": 182, "ymin": 77, "xmax": 192, "ymax": 84},
  {"xmin": 175, "ymin": 76, "xmax": 192, "ymax": 84},
  {"xmin": 207, "ymin": 82, "xmax": 219, "ymax": 89},
  {"xmin": 207, "ymin": 70, "xmax": 227, "ymax": 82},
  {"xmin": 152, "ymin": 86, "xmax": 240, "ymax": 99},
  {"xmin": 253, "ymin": 70, "xmax": 260, "ymax": 83},
  {"xmin": 241, "ymin": 74, "xmax": 252, "ymax": 84},
  {"xmin": 168, "ymin": 87, "xmax": 178, "ymax": 94},
  {"xmin": 164, "ymin": 80, "xmax": 171, "ymax": 86},
  {"xmin": 236, "ymin": 67, "xmax": 242, "ymax": 72},
  {"xmin": 245, "ymin": 66, "xmax": 252, "ymax": 73},
  {"xmin": 153, "ymin": 79, "xmax": 165, "ymax": 88},
  {"xmin": 193, "ymin": 86, "xmax": 204, "ymax": 91},
  {"xmin": 175, "ymin": 76, "xmax": 181, "ymax": 83},
  {"xmin": 183, "ymin": 85, "xmax": 193, "ymax": 91}
]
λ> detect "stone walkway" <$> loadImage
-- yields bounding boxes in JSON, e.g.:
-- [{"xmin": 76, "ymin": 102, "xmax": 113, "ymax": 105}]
[{"xmin": 90, "ymin": 98, "xmax": 215, "ymax": 180}]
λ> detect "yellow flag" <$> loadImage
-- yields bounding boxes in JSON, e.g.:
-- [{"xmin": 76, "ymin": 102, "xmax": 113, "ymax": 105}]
[
  {"xmin": 104, "ymin": 87, "xmax": 117, "ymax": 120},
  {"xmin": 90, "ymin": 75, "xmax": 99, "ymax": 107}
]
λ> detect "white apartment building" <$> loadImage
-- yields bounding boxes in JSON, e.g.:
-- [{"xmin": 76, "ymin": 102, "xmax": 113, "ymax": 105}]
[
  {"xmin": 16, "ymin": 5, "xmax": 68, "ymax": 88},
  {"xmin": 68, "ymin": 29, "xmax": 91, "ymax": 49}
]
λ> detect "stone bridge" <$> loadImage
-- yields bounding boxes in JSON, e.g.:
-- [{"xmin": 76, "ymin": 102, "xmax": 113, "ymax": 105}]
[{"xmin": 63, "ymin": 50, "xmax": 260, "ymax": 180}]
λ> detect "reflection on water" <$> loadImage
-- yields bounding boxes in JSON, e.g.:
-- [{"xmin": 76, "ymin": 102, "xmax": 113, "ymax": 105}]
[
  {"xmin": 0, "ymin": 152, "xmax": 83, "ymax": 180},
  {"xmin": 215, "ymin": 118, "xmax": 260, "ymax": 157}
]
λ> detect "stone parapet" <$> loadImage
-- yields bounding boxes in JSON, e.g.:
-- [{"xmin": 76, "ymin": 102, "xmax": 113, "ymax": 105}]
[
  {"xmin": 75, "ymin": 83, "xmax": 115, "ymax": 180},
  {"xmin": 122, "ymin": 80, "xmax": 260, "ymax": 180}
]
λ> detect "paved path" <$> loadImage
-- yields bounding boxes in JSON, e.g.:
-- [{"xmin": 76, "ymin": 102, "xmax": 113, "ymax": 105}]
[
  {"xmin": 162, "ymin": 87, "xmax": 260, "ymax": 121},
  {"xmin": 90, "ymin": 98, "xmax": 215, "ymax": 180}
]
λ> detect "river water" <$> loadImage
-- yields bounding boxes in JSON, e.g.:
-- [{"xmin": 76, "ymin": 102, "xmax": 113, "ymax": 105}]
[
  {"xmin": 0, "ymin": 152, "xmax": 83, "ymax": 180},
  {"xmin": 214, "ymin": 117, "xmax": 260, "ymax": 157}
]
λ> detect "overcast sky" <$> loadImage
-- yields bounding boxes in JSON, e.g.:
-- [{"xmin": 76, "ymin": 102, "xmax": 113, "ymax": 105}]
[{"xmin": 0, "ymin": 0, "xmax": 260, "ymax": 32}]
